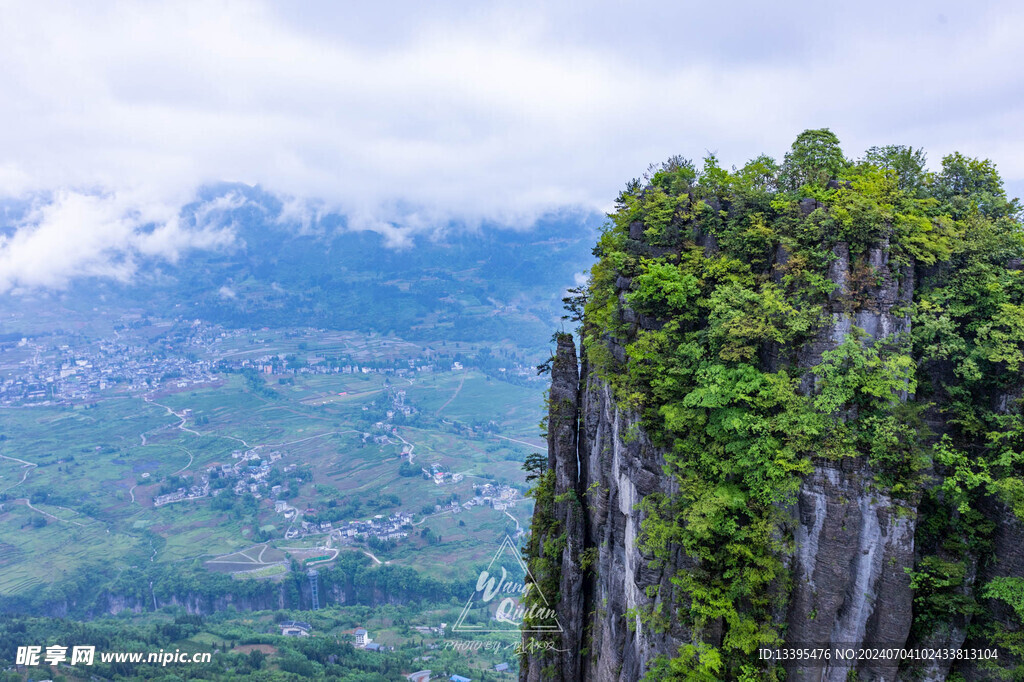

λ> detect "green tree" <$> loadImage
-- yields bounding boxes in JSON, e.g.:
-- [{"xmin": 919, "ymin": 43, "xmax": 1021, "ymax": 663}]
[
  {"xmin": 780, "ymin": 127, "xmax": 848, "ymax": 190},
  {"xmin": 863, "ymin": 144, "xmax": 928, "ymax": 194}
]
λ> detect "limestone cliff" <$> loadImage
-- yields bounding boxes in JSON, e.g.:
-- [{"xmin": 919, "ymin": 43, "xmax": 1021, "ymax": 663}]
[{"xmin": 520, "ymin": 133, "xmax": 1024, "ymax": 681}]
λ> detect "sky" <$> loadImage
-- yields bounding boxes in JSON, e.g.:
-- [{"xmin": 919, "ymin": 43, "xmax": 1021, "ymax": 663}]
[{"xmin": 0, "ymin": 0, "xmax": 1023, "ymax": 291}]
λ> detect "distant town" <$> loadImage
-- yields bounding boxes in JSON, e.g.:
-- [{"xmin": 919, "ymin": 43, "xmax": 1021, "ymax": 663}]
[
  {"xmin": 122, "ymin": 348, "xmax": 527, "ymax": 552},
  {"xmin": 0, "ymin": 316, "xmax": 540, "ymax": 407},
  {"xmin": 153, "ymin": 413, "xmax": 523, "ymax": 548}
]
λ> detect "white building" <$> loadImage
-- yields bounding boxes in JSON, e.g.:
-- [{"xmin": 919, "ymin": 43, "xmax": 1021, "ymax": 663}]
[{"xmin": 354, "ymin": 627, "xmax": 372, "ymax": 647}]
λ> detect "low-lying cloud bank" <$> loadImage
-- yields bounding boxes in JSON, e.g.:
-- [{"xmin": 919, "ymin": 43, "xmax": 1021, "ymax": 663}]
[
  {"xmin": 0, "ymin": 191, "xmax": 236, "ymax": 294},
  {"xmin": 0, "ymin": 1, "xmax": 1021, "ymax": 292}
]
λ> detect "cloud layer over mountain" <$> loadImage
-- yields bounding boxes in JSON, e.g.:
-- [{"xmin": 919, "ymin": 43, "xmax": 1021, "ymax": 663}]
[
  {"xmin": 0, "ymin": 191, "xmax": 236, "ymax": 293},
  {"xmin": 1, "ymin": 0, "xmax": 1022, "ymax": 290}
]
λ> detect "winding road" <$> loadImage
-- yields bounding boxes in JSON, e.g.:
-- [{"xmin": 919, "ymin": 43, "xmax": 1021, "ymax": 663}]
[
  {"xmin": 504, "ymin": 510, "xmax": 522, "ymax": 534},
  {"xmin": 144, "ymin": 397, "xmax": 202, "ymax": 437},
  {"xmin": 393, "ymin": 431, "xmax": 416, "ymax": 465},
  {"xmin": 493, "ymin": 434, "xmax": 547, "ymax": 451},
  {"xmin": 15, "ymin": 498, "xmax": 85, "ymax": 526},
  {"xmin": 131, "ymin": 396, "xmax": 249, "ymax": 501},
  {"xmin": 172, "ymin": 447, "xmax": 194, "ymax": 475},
  {"xmin": 0, "ymin": 453, "xmax": 37, "ymax": 494}
]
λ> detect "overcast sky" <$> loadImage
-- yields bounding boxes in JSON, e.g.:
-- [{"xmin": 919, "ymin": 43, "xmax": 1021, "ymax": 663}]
[{"xmin": 1, "ymin": 0, "xmax": 1022, "ymax": 290}]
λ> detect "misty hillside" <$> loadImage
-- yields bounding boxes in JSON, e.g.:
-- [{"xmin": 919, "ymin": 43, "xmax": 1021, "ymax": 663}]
[{"xmin": 3, "ymin": 184, "xmax": 600, "ymax": 349}]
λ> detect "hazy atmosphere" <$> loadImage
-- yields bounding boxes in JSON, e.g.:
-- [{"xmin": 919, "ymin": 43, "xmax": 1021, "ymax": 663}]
[
  {"xmin": 3, "ymin": 3, "xmax": 1024, "ymax": 681},
  {"xmin": 1, "ymin": 1, "xmax": 1023, "ymax": 290}
]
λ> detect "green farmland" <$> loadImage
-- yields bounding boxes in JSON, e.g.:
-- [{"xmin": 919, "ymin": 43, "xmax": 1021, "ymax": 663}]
[{"xmin": 0, "ymin": 331, "xmax": 543, "ymax": 601}]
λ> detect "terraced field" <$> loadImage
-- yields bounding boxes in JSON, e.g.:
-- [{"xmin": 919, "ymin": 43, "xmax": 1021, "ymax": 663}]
[{"xmin": 0, "ymin": 333, "xmax": 542, "ymax": 596}]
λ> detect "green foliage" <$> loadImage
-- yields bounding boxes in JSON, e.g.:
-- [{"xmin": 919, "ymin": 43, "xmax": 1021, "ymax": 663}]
[
  {"xmin": 905, "ymin": 556, "xmax": 977, "ymax": 636},
  {"xmin": 980, "ymin": 577, "xmax": 1024, "ymax": 678},
  {"xmin": 706, "ymin": 283, "xmax": 810, "ymax": 362},
  {"xmin": 0, "ymin": 608, "xmax": 458, "ymax": 681},
  {"xmin": 934, "ymin": 152, "xmax": 1019, "ymax": 220},
  {"xmin": 567, "ymin": 129, "xmax": 1024, "ymax": 677},
  {"xmin": 780, "ymin": 128, "xmax": 848, "ymax": 190},
  {"xmin": 4, "ymin": 551, "xmax": 455, "ymax": 620},
  {"xmin": 983, "ymin": 577, "xmax": 1024, "ymax": 621},
  {"xmin": 863, "ymin": 145, "xmax": 928, "ymax": 194},
  {"xmin": 522, "ymin": 451, "xmax": 548, "ymax": 482},
  {"xmin": 975, "ymin": 302, "xmax": 1024, "ymax": 372},
  {"xmin": 520, "ymin": 469, "xmax": 563, "ymax": 640},
  {"xmin": 579, "ymin": 546, "xmax": 599, "ymax": 573},
  {"xmin": 627, "ymin": 260, "xmax": 700, "ymax": 319},
  {"xmin": 808, "ymin": 332, "xmax": 928, "ymax": 494}
]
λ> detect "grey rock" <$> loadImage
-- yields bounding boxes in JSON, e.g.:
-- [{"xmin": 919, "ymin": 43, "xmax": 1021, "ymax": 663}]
[
  {"xmin": 800, "ymin": 197, "xmax": 820, "ymax": 215},
  {"xmin": 785, "ymin": 461, "xmax": 915, "ymax": 682},
  {"xmin": 521, "ymin": 221, "xmax": 1014, "ymax": 681}
]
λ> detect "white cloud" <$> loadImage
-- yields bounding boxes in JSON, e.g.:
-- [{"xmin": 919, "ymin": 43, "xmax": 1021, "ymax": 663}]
[
  {"xmin": 0, "ymin": 0, "xmax": 1022, "ymax": 289},
  {"xmin": 0, "ymin": 191, "xmax": 235, "ymax": 293}
]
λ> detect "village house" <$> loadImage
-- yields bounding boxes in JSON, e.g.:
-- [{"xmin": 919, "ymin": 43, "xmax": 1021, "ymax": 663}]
[
  {"xmin": 279, "ymin": 621, "xmax": 311, "ymax": 637},
  {"xmin": 354, "ymin": 627, "xmax": 371, "ymax": 647}
]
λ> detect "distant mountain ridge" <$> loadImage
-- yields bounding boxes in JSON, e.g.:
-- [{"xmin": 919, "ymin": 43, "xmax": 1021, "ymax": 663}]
[{"xmin": 6, "ymin": 184, "xmax": 601, "ymax": 350}]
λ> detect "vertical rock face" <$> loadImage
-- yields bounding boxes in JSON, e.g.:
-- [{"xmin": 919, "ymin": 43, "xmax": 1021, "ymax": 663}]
[
  {"xmin": 524, "ymin": 239, "xmax": 925, "ymax": 681},
  {"xmin": 576, "ymin": 374, "xmax": 691, "ymax": 682},
  {"xmin": 785, "ymin": 463, "xmax": 916, "ymax": 682},
  {"xmin": 522, "ymin": 141, "xmax": 1024, "ymax": 680},
  {"xmin": 552, "ymin": 334, "xmax": 586, "ymax": 682},
  {"xmin": 521, "ymin": 334, "xmax": 586, "ymax": 682},
  {"xmin": 521, "ymin": 341, "xmax": 696, "ymax": 682},
  {"xmin": 784, "ymin": 237, "xmax": 919, "ymax": 682},
  {"xmin": 523, "ymin": 245, "xmax": 1021, "ymax": 680}
]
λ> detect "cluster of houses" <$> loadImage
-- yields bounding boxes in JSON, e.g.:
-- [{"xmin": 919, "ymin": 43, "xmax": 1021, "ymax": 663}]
[
  {"xmin": 279, "ymin": 621, "xmax": 513, "ymax": 680},
  {"xmin": 227, "ymin": 449, "xmax": 285, "ymax": 497},
  {"xmin": 406, "ymin": 668, "xmax": 510, "ymax": 682},
  {"xmin": 0, "ymin": 314, "xmax": 541, "ymax": 408},
  {"xmin": 0, "ymin": 329, "xmax": 218, "ymax": 406},
  {"xmin": 419, "ymin": 484, "xmax": 521, "ymax": 518},
  {"xmin": 0, "ymin": 308, "xmax": 549, "ymax": 409},
  {"xmin": 153, "ymin": 481, "xmax": 210, "ymax": 507},
  {"xmin": 333, "ymin": 512, "xmax": 413, "ymax": 544},
  {"xmin": 367, "ymin": 428, "xmax": 393, "ymax": 445},
  {"xmin": 424, "ymin": 462, "xmax": 465, "ymax": 486},
  {"xmin": 226, "ymin": 354, "xmax": 443, "ymax": 380},
  {"xmin": 388, "ymin": 389, "xmax": 417, "ymax": 419},
  {"xmin": 272, "ymin": 498, "xmax": 414, "ymax": 544},
  {"xmin": 153, "ymin": 449, "xmax": 287, "ymax": 508},
  {"xmin": 411, "ymin": 624, "xmax": 446, "ymax": 637},
  {"xmin": 462, "ymin": 483, "xmax": 521, "ymax": 512}
]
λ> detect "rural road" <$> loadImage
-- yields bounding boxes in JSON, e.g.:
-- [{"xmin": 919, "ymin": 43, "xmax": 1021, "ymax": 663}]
[
  {"xmin": 0, "ymin": 453, "xmax": 37, "ymax": 493},
  {"xmin": 504, "ymin": 510, "xmax": 522, "ymax": 534},
  {"xmin": 493, "ymin": 434, "xmax": 547, "ymax": 451},
  {"xmin": 172, "ymin": 447, "xmax": 194, "ymax": 475},
  {"xmin": 435, "ymin": 372, "xmax": 465, "ymax": 415},
  {"xmin": 144, "ymin": 397, "xmax": 202, "ymax": 437},
  {"xmin": 393, "ymin": 431, "xmax": 416, "ymax": 464},
  {"xmin": 16, "ymin": 498, "xmax": 85, "ymax": 526}
]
